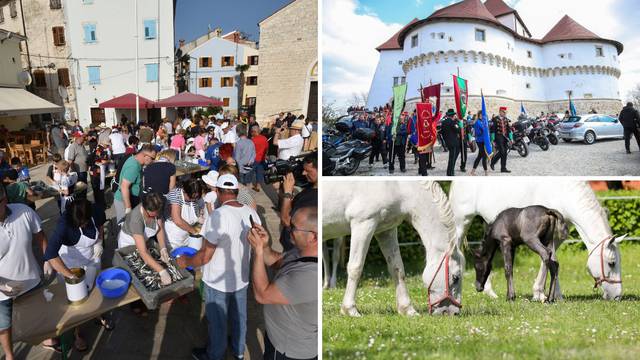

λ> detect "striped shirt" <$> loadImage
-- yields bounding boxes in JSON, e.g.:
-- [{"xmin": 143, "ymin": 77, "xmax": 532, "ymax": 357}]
[{"xmin": 165, "ymin": 188, "xmax": 203, "ymax": 221}]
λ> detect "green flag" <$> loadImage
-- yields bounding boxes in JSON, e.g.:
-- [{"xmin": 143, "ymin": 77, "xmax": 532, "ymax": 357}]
[
  {"xmin": 453, "ymin": 75, "xmax": 468, "ymax": 119},
  {"xmin": 392, "ymin": 83, "xmax": 407, "ymax": 135}
]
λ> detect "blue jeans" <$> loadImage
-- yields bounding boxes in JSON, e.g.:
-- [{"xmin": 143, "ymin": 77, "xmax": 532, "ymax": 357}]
[
  {"xmin": 204, "ymin": 284, "xmax": 248, "ymax": 360},
  {"xmin": 239, "ymin": 170, "xmax": 253, "ymax": 186},
  {"xmin": 0, "ymin": 298, "xmax": 13, "ymax": 331},
  {"xmin": 253, "ymin": 161, "xmax": 265, "ymax": 185}
]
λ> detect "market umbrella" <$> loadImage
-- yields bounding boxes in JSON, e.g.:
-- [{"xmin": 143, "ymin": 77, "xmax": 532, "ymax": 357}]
[
  {"xmin": 98, "ymin": 93, "xmax": 157, "ymax": 109},
  {"xmin": 156, "ymin": 91, "xmax": 224, "ymax": 108}
]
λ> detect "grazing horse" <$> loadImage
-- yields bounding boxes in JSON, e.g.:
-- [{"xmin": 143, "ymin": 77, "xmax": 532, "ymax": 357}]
[
  {"xmin": 323, "ymin": 180, "xmax": 463, "ymax": 316},
  {"xmin": 450, "ymin": 179, "xmax": 624, "ymax": 301},
  {"xmin": 474, "ymin": 206, "xmax": 569, "ymax": 302}
]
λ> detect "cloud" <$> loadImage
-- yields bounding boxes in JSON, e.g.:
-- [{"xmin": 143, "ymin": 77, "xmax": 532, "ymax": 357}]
[
  {"xmin": 322, "ymin": 0, "xmax": 403, "ymax": 111},
  {"xmin": 416, "ymin": 0, "xmax": 423, "ymax": 6}
]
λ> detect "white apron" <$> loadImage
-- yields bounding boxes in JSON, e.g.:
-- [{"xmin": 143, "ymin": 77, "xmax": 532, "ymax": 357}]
[
  {"xmin": 164, "ymin": 191, "xmax": 201, "ymax": 250},
  {"xmin": 53, "ymin": 172, "xmax": 77, "ymax": 213},
  {"xmin": 58, "ymin": 219, "xmax": 100, "ymax": 291},
  {"xmin": 118, "ymin": 207, "xmax": 160, "ymax": 248}
]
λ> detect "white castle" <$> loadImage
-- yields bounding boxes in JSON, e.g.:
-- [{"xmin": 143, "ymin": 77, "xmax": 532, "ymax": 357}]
[{"xmin": 366, "ymin": 0, "xmax": 624, "ymax": 117}]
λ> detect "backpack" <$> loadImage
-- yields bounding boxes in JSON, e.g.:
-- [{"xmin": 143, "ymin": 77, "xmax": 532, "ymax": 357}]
[{"xmin": 110, "ymin": 153, "xmax": 133, "ymax": 193}]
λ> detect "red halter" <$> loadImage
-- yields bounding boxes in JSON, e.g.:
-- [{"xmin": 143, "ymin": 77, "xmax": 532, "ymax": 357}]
[
  {"xmin": 426, "ymin": 251, "xmax": 462, "ymax": 314},
  {"xmin": 587, "ymin": 236, "xmax": 622, "ymax": 289}
]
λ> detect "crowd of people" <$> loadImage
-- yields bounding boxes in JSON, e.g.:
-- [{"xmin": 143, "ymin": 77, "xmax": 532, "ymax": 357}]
[
  {"xmin": 347, "ymin": 101, "xmax": 640, "ymax": 176},
  {"xmin": 0, "ymin": 109, "xmax": 318, "ymax": 360}
]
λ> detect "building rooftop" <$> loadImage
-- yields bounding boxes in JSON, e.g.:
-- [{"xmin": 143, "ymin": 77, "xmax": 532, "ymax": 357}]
[{"xmin": 376, "ymin": 18, "xmax": 419, "ymax": 51}]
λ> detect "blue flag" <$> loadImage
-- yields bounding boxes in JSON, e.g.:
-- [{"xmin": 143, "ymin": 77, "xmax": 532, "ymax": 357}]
[
  {"xmin": 569, "ymin": 98, "xmax": 577, "ymax": 116},
  {"xmin": 481, "ymin": 93, "xmax": 493, "ymax": 157},
  {"xmin": 520, "ymin": 102, "xmax": 526, "ymax": 115}
]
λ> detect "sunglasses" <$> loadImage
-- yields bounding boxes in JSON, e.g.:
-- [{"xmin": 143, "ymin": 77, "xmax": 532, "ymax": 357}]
[{"xmin": 289, "ymin": 224, "xmax": 316, "ymax": 236}]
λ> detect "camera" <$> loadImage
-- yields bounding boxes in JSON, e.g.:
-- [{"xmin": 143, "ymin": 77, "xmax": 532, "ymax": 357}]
[{"xmin": 264, "ymin": 151, "xmax": 315, "ymax": 186}]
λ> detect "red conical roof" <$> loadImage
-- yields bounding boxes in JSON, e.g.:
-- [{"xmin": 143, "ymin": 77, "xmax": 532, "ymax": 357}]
[
  {"xmin": 541, "ymin": 15, "xmax": 623, "ymax": 54},
  {"xmin": 428, "ymin": 0, "xmax": 500, "ymax": 26},
  {"xmin": 484, "ymin": 0, "xmax": 515, "ymax": 17},
  {"xmin": 376, "ymin": 18, "xmax": 420, "ymax": 51}
]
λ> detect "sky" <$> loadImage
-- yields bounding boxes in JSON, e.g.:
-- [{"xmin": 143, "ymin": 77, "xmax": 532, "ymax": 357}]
[
  {"xmin": 323, "ymin": 0, "xmax": 640, "ymax": 111},
  {"xmin": 174, "ymin": 0, "xmax": 293, "ymax": 46}
]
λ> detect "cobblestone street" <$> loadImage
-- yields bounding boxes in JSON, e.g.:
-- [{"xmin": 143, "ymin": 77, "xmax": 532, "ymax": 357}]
[{"xmin": 353, "ymin": 138, "xmax": 640, "ymax": 176}]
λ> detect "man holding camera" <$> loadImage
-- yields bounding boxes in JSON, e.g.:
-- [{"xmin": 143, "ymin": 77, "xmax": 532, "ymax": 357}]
[
  {"xmin": 247, "ymin": 205, "xmax": 318, "ymax": 360},
  {"xmin": 280, "ymin": 153, "xmax": 317, "ymax": 251},
  {"xmin": 274, "ymin": 120, "xmax": 305, "ymax": 160}
]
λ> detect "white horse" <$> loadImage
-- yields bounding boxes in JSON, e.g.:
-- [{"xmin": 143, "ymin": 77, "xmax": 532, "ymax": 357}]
[
  {"xmin": 323, "ymin": 180, "xmax": 463, "ymax": 316},
  {"xmin": 322, "ymin": 237, "xmax": 344, "ymax": 289},
  {"xmin": 450, "ymin": 178, "xmax": 624, "ymax": 301}
]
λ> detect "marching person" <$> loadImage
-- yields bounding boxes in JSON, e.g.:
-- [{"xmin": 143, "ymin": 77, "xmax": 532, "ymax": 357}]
[
  {"xmin": 247, "ymin": 205, "xmax": 318, "ymax": 360},
  {"xmin": 386, "ymin": 112, "xmax": 409, "ymax": 174},
  {"xmin": 176, "ymin": 174, "xmax": 261, "ymax": 360},
  {"xmin": 164, "ymin": 178, "xmax": 206, "ymax": 250},
  {"xmin": 471, "ymin": 111, "xmax": 489, "ymax": 176},
  {"xmin": 44, "ymin": 199, "xmax": 114, "ymax": 351},
  {"xmin": 490, "ymin": 107, "xmax": 513, "ymax": 173},
  {"xmin": 369, "ymin": 115, "xmax": 387, "ymax": 168},
  {"xmin": 458, "ymin": 116, "xmax": 468, "ymax": 172},
  {"xmin": 0, "ymin": 185, "xmax": 52, "ymax": 359},
  {"xmin": 618, "ymin": 102, "xmax": 640, "ymax": 154},
  {"xmin": 441, "ymin": 109, "xmax": 461, "ymax": 176}
]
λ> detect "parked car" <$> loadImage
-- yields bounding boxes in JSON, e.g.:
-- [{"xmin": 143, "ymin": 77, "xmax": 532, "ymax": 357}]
[{"xmin": 558, "ymin": 114, "xmax": 624, "ymax": 145}]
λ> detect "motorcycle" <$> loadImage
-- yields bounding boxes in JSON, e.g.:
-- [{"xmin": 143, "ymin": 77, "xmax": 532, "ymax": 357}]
[
  {"xmin": 510, "ymin": 122, "xmax": 530, "ymax": 157},
  {"xmin": 542, "ymin": 120, "xmax": 559, "ymax": 145},
  {"xmin": 323, "ymin": 139, "xmax": 371, "ymax": 175},
  {"xmin": 524, "ymin": 120, "xmax": 550, "ymax": 151}
]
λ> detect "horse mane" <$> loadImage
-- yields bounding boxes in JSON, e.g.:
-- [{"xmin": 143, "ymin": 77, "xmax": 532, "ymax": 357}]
[
  {"xmin": 571, "ymin": 181, "xmax": 611, "ymax": 231},
  {"xmin": 421, "ymin": 181, "xmax": 458, "ymax": 250}
]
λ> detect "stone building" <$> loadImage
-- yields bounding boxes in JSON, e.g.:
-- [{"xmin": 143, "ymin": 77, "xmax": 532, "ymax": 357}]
[
  {"xmin": 256, "ymin": 0, "xmax": 318, "ymax": 124},
  {"xmin": 367, "ymin": 0, "xmax": 625, "ymax": 118},
  {"xmin": 0, "ymin": 0, "xmax": 76, "ymax": 124}
]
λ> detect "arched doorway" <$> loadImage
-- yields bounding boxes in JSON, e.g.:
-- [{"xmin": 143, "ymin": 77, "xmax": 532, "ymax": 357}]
[{"xmin": 303, "ymin": 61, "xmax": 318, "ymax": 122}]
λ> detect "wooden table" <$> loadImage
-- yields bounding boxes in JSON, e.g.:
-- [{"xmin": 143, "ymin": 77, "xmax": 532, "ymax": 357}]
[
  {"xmin": 175, "ymin": 165, "xmax": 210, "ymax": 177},
  {"xmin": 22, "ymin": 144, "xmax": 45, "ymax": 165}
]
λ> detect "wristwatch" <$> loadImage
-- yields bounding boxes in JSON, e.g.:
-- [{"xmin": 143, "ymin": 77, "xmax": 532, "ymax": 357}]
[{"xmin": 283, "ymin": 192, "xmax": 293, "ymax": 199}]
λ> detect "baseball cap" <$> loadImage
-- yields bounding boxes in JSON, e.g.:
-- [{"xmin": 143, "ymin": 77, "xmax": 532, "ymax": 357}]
[
  {"xmin": 215, "ymin": 174, "xmax": 239, "ymax": 189},
  {"xmin": 202, "ymin": 170, "xmax": 219, "ymax": 187}
]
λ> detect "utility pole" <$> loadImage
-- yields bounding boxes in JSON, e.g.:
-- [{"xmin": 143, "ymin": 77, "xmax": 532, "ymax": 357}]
[{"xmin": 135, "ymin": 0, "xmax": 140, "ymax": 124}]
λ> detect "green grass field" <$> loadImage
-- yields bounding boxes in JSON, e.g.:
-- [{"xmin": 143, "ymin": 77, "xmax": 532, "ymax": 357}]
[{"xmin": 323, "ymin": 242, "xmax": 640, "ymax": 359}]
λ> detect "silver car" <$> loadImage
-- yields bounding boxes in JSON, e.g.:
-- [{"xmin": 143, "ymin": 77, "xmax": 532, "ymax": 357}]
[{"xmin": 558, "ymin": 114, "xmax": 624, "ymax": 145}]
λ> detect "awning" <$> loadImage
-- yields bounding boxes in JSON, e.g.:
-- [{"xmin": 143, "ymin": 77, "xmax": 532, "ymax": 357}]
[
  {"xmin": 0, "ymin": 87, "xmax": 63, "ymax": 117},
  {"xmin": 98, "ymin": 93, "xmax": 157, "ymax": 109},
  {"xmin": 156, "ymin": 91, "xmax": 224, "ymax": 108}
]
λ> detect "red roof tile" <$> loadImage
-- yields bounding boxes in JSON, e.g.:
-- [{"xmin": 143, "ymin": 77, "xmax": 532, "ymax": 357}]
[
  {"xmin": 428, "ymin": 0, "xmax": 500, "ymax": 26},
  {"xmin": 484, "ymin": 0, "xmax": 515, "ymax": 17},
  {"xmin": 376, "ymin": 18, "xmax": 419, "ymax": 51},
  {"xmin": 541, "ymin": 15, "xmax": 623, "ymax": 53}
]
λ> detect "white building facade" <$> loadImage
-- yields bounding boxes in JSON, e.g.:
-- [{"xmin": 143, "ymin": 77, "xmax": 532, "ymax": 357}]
[
  {"xmin": 367, "ymin": 0, "xmax": 624, "ymax": 117},
  {"xmin": 62, "ymin": 0, "xmax": 175, "ymax": 127},
  {"xmin": 186, "ymin": 31, "xmax": 259, "ymax": 114}
]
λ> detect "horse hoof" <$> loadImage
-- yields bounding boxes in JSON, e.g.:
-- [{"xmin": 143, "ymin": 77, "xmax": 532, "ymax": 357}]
[
  {"xmin": 532, "ymin": 292, "xmax": 547, "ymax": 302},
  {"xmin": 340, "ymin": 305, "xmax": 362, "ymax": 317},
  {"xmin": 329, "ymin": 279, "xmax": 338, "ymax": 289},
  {"xmin": 401, "ymin": 306, "xmax": 420, "ymax": 317},
  {"xmin": 484, "ymin": 289, "xmax": 498, "ymax": 299}
]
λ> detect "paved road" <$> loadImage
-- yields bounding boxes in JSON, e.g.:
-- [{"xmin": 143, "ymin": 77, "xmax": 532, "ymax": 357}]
[
  {"xmin": 352, "ymin": 138, "xmax": 640, "ymax": 176},
  {"xmin": 4, "ymin": 164, "xmax": 284, "ymax": 360}
]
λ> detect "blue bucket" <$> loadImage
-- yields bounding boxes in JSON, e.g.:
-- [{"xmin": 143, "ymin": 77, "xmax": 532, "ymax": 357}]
[
  {"xmin": 171, "ymin": 247, "xmax": 197, "ymax": 271},
  {"xmin": 198, "ymin": 159, "xmax": 208, "ymax": 167},
  {"xmin": 96, "ymin": 268, "xmax": 131, "ymax": 299}
]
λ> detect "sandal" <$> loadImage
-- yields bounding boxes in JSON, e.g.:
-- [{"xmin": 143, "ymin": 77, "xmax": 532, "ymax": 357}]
[{"xmin": 74, "ymin": 336, "xmax": 88, "ymax": 352}]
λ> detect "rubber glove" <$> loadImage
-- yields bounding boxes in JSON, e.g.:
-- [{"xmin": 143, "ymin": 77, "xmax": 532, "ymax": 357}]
[
  {"xmin": 159, "ymin": 269, "xmax": 172, "ymax": 286},
  {"xmin": 43, "ymin": 261, "xmax": 54, "ymax": 277},
  {"xmin": 125, "ymin": 208, "xmax": 131, "ymax": 215},
  {"xmin": 160, "ymin": 248, "xmax": 170, "ymax": 264},
  {"xmin": 93, "ymin": 242, "xmax": 104, "ymax": 261}
]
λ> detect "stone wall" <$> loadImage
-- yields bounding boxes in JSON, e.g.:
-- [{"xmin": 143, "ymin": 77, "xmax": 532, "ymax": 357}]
[
  {"xmin": 405, "ymin": 96, "xmax": 624, "ymax": 119},
  {"xmin": 255, "ymin": 0, "xmax": 317, "ymax": 125}
]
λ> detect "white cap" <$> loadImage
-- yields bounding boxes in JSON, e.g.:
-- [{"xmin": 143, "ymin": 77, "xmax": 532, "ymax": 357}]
[
  {"xmin": 202, "ymin": 170, "xmax": 219, "ymax": 187},
  {"xmin": 215, "ymin": 174, "xmax": 238, "ymax": 189}
]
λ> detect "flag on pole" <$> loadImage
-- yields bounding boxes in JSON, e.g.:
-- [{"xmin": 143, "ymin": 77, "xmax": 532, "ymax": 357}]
[
  {"xmin": 453, "ymin": 75, "xmax": 468, "ymax": 119},
  {"xmin": 480, "ymin": 91, "xmax": 493, "ymax": 157},
  {"xmin": 421, "ymin": 84, "xmax": 442, "ymax": 116},
  {"xmin": 416, "ymin": 102, "xmax": 437, "ymax": 153},
  {"xmin": 391, "ymin": 83, "xmax": 407, "ymax": 135},
  {"xmin": 520, "ymin": 102, "xmax": 526, "ymax": 115},
  {"xmin": 569, "ymin": 97, "xmax": 577, "ymax": 116}
]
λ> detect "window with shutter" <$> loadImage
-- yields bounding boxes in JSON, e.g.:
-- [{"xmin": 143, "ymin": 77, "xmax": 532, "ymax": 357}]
[
  {"xmin": 57, "ymin": 68, "xmax": 70, "ymax": 87},
  {"xmin": 145, "ymin": 63, "xmax": 158, "ymax": 82},
  {"xmin": 199, "ymin": 57, "xmax": 211, "ymax": 68},
  {"xmin": 50, "ymin": 0, "xmax": 62, "ymax": 9},
  {"xmin": 87, "ymin": 66, "xmax": 101, "ymax": 85},
  {"xmin": 52, "ymin": 26, "xmax": 65, "ymax": 46},
  {"xmin": 83, "ymin": 23, "xmax": 96, "ymax": 43},
  {"xmin": 199, "ymin": 78, "xmax": 212, "ymax": 88},
  {"xmin": 221, "ymin": 56, "xmax": 234, "ymax": 67},
  {"xmin": 223, "ymin": 98, "xmax": 230, "ymax": 107},
  {"xmin": 220, "ymin": 77, "xmax": 233, "ymax": 87},
  {"xmin": 247, "ymin": 56, "xmax": 259, "ymax": 65},
  {"xmin": 33, "ymin": 70, "xmax": 46, "ymax": 87},
  {"xmin": 144, "ymin": 19, "xmax": 157, "ymax": 40},
  {"xmin": 246, "ymin": 76, "xmax": 258, "ymax": 86}
]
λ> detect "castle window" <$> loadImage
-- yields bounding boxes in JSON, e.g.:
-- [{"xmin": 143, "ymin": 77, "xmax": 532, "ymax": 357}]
[
  {"xmin": 411, "ymin": 35, "xmax": 418, "ymax": 48},
  {"xmin": 527, "ymin": 50, "xmax": 532, "ymax": 58},
  {"xmin": 496, "ymin": 89, "xmax": 506, "ymax": 95},
  {"xmin": 438, "ymin": 33, "xmax": 445, "ymax": 40},
  {"xmin": 526, "ymin": 83, "xmax": 531, "ymax": 89},
  {"xmin": 398, "ymin": 60, "xmax": 402, "ymax": 65},
  {"xmin": 595, "ymin": 46, "xmax": 604, "ymax": 57},
  {"xmin": 449, "ymin": 36, "xmax": 454, "ymax": 42},
  {"xmin": 475, "ymin": 29, "xmax": 485, "ymax": 42}
]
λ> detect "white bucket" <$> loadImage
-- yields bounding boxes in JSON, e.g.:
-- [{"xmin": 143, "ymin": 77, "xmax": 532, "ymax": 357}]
[{"xmin": 65, "ymin": 268, "xmax": 88, "ymax": 305}]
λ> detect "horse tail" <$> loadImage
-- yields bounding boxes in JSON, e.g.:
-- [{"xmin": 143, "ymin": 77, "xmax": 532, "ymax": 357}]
[{"xmin": 546, "ymin": 209, "xmax": 566, "ymax": 246}]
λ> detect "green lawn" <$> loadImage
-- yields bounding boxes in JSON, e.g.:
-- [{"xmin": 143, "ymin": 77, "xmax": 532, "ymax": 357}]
[{"xmin": 323, "ymin": 242, "xmax": 640, "ymax": 359}]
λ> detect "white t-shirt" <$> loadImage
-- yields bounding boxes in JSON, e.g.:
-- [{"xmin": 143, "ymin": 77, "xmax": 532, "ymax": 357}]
[
  {"xmin": 200, "ymin": 203, "xmax": 260, "ymax": 292},
  {"xmin": 181, "ymin": 118, "xmax": 193, "ymax": 130},
  {"xmin": 277, "ymin": 134, "xmax": 304, "ymax": 160},
  {"xmin": 214, "ymin": 125, "xmax": 223, "ymax": 142},
  {"xmin": 222, "ymin": 130, "xmax": 238, "ymax": 144},
  {"xmin": 0, "ymin": 204, "xmax": 43, "ymax": 300},
  {"xmin": 109, "ymin": 132, "xmax": 127, "ymax": 154},
  {"xmin": 202, "ymin": 191, "xmax": 218, "ymax": 216},
  {"xmin": 164, "ymin": 122, "xmax": 173, "ymax": 135},
  {"xmin": 301, "ymin": 123, "xmax": 312, "ymax": 138}
]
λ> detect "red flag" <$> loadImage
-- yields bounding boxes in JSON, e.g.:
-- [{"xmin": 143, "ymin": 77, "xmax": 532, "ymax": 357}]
[
  {"xmin": 416, "ymin": 103, "xmax": 437, "ymax": 152},
  {"xmin": 385, "ymin": 110, "xmax": 392, "ymax": 126},
  {"xmin": 421, "ymin": 84, "xmax": 441, "ymax": 115}
]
